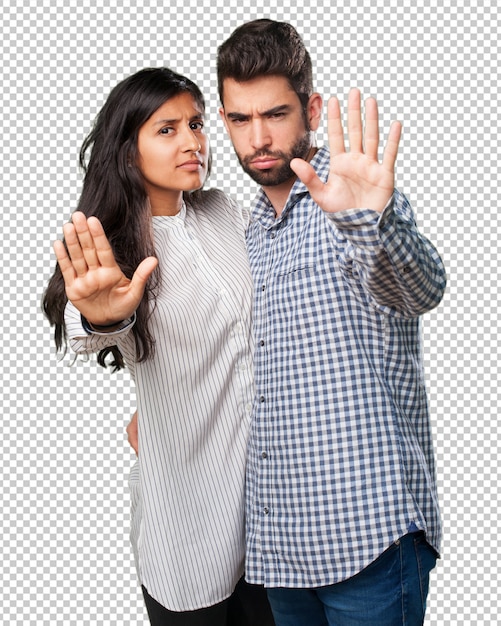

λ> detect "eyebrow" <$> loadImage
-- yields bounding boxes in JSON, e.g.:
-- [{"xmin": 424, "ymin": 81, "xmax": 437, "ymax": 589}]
[
  {"xmin": 152, "ymin": 113, "xmax": 204, "ymax": 127},
  {"xmin": 226, "ymin": 104, "xmax": 292, "ymax": 121}
]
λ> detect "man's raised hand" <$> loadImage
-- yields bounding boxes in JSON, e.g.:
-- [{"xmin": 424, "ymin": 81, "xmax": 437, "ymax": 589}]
[{"xmin": 291, "ymin": 88, "xmax": 401, "ymax": 214}]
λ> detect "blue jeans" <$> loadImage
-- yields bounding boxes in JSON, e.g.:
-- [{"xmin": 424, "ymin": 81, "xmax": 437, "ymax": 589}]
[{"xmin": 266, "ymin": 532, "xmax": 437, "ymax": 626}]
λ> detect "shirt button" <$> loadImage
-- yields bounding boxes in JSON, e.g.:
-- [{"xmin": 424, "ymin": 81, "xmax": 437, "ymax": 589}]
[
  {"xmin": 261, "ymin": 284, "xmax": 266, "ymax": 291},
  {"xmin": 259, "ymin": 339, "xmax": 265, "ymax": 347},
  {"xmin": 259, "ymin": 395, "xmax": 265, "ymax": 403},
  {"xmin": 263, "ymin": 507, "xmax": 269, "ymax": 515},
  {"xmin": 261, "ymin": 451, "xmax": 268, "ymax": 459}
]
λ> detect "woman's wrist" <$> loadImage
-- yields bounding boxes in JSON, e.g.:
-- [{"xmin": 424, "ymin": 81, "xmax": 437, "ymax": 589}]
[{"xmin": 81, "ymin": 314, "xmax": 136, "ymax": 334}]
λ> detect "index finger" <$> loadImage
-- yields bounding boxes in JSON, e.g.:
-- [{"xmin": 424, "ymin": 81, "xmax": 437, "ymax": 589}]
[
  {"xmin": 382, "ymin": 120, "xmax": 402, "ymax": 172},
  {"xmin": 363, "ymin": 97, "xmax": 380, "ymax": 161}
]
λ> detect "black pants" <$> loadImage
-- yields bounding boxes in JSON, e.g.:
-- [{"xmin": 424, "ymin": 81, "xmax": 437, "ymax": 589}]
[{"xmin": 142, "ymin": 578, "xmax": 275, "ymax": 626}]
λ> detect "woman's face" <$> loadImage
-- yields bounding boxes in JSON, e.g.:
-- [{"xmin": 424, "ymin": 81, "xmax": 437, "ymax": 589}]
[{"xmin": 136, "ymin": 92, "xmax": 209, "ymax": 215}]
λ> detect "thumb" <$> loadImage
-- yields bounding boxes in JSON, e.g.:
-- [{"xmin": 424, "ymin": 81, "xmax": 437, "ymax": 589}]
[
  {"xmin": 290, "ymin": 158, "xmax": 325, "ymax": 200},
  {"xmin": 129, "ymin": 256, "xmax": 159, "ymax": 297}
]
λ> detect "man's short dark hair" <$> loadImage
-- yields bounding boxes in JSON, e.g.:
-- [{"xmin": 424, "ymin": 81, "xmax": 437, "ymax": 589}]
[{"xmin": 217, "ymin": 19, "xmax": 313, "ymax": 110}]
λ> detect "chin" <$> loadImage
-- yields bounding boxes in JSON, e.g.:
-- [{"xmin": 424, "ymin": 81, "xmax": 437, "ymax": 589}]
[{"xmin": 249, "ymin": 169, "xmax": 295, "ymax": 187}]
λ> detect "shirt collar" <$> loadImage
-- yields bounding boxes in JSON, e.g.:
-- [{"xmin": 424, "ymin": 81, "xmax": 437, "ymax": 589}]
[
  {"xmin": 251, "ymin": 146, "xmax": 330, "ymax": 227},
  {"xmin": 152, "ymin": 201, "xmax": 187, "ymax": 229}
]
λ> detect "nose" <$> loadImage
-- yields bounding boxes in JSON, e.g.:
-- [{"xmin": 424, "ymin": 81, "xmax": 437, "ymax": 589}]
[
  {"xmin": 181, "ymin": 127, "xmax": 202, "ymax": 152},
  {"xmin": 250, "ymin": 120, "xmax": 271, "ymax": 150}
]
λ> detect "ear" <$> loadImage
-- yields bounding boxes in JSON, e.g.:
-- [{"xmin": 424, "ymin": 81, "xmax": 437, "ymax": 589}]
[
  {"xmin": 218, "ymin": 106, "xmax": 230, "ymax": 134},
  {"xmin": 307, "ymin": 93, "xmax": 323, "ymax": 132}
]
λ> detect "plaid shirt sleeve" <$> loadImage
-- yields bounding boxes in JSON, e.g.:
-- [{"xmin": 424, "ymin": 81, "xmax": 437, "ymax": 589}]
[{"xmin": 326, "ymin": 189, "xmax": 447, "ymax": 317}]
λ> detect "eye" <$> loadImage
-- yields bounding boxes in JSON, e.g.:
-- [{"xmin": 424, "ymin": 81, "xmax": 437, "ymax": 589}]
[
  {"xmin": 159, "ymin": 126, "xmax": 174, "ymax": 135},
  {"xmin": 190, "ymin": 120, "xmax": 204, "ymax": 131},
  {"xmin": 229, "ymin": 116, "xmax": 248, "ymax": 127}
]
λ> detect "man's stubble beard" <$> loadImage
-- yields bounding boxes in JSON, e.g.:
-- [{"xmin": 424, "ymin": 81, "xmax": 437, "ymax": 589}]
[{"xmin": 236, "ymin": 131, "xmax": 312, "ymax": 187}]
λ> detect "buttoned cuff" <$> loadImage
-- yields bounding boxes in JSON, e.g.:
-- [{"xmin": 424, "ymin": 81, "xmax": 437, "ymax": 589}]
[
  {"xmin": 81, "ymin": 313, "xmax": 136, "ymax": 335},
  {"xmin": 324, "ymin": 194, "xmax": 395, "ymax": 247}
]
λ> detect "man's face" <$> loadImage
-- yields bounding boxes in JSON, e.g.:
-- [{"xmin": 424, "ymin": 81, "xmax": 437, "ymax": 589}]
[{"xmin": 219, "ymin": 75, "xmax": 321, "ymax": 188}]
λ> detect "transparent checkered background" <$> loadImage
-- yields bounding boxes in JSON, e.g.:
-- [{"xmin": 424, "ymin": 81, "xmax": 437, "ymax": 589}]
[{"xmin": 1, "ymin": 0, "xmax": 499, "ymax": 623}]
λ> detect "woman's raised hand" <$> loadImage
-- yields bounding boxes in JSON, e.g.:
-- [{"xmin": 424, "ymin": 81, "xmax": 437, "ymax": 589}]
[{"xmin": 53, "ymin": 211, "xmax": 158, "ymax": 326}]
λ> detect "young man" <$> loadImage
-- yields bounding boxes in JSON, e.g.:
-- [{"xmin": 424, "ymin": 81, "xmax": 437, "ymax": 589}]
[{"xmin": 217, "ymin": 19, "xmax": 446, "ymax": 626}]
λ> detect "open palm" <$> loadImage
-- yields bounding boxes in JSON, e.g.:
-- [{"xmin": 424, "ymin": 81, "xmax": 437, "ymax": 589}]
[
  {"xmin": 53, "ymin": 211, "xmax": 158, "ymax": 326},
  {"xmin": 291, "ymin": 88, "xmax": 401, "ymax": 214}
]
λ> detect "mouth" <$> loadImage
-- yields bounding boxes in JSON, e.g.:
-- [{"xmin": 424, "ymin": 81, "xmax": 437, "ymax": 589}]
[
  {"xmin": 178, "ymin": 160, "xmax": 203, "ymax": 171},
  {"xmin": 251, "ymin": 157, "xmax": 280, "ymax": 170}
]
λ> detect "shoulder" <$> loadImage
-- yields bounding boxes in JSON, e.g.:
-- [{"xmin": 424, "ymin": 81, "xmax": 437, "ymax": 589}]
[
  {"xmin": 188, "ymin": 188, "xmax": 248, "ymax": 226},
  {"xmin": 188, "ymin": 187, "xmax": 234, "ymax": 210}
]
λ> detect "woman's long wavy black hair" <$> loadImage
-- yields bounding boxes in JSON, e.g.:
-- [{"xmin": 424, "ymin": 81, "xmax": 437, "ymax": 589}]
[{"xmin": 42, "ymin": 68, "xmax": 209, "ymax": 370}]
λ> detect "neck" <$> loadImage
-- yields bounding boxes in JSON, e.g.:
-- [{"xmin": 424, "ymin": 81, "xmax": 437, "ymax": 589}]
[
  {"xmin": 148, "ymin": 191, "xmax": 183, "ymax": 216},
  {"xmin": 262, "ymin": 179, "xmax": 295, "ymax": 217}
]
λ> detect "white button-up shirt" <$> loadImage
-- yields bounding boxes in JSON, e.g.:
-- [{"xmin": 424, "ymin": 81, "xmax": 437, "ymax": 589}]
[{"xmin": 66, "ymin": 189, "xmax": 254, "ymax": 611}]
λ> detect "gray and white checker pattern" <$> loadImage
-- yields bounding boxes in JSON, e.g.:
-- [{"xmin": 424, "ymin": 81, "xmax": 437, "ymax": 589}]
[{"xmin": 1, "ymin": 0, "xmax": 499, "ymax": 624}]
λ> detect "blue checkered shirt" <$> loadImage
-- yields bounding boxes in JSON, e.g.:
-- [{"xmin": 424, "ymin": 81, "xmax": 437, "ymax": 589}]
[{"xmin": 245, "ymin": 146, "xmax": 446, "ymax": 588}]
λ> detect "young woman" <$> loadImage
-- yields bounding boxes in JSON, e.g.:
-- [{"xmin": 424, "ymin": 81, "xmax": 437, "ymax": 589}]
[{"xmin": 43, "ymin": 68, "xmax": 273, "ymax": 626}]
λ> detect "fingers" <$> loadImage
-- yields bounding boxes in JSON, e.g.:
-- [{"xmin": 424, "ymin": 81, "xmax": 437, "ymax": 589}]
[
  {"xmin": 85, "ymin": 214, "xmax": 121, "ymax": 268},
  {"xmin": 327, "ymin": 97, "xmax": 346, "ymax": 157},
  {"xmin": 66, "ymin": 212, "xmax": 101, "ymax": 274},
  {"xmin": 337, "ymin": 89, "xmax": 399, "ymax": 169},
  {"xmin": 57, "ymin": 211, "xmax": 117, "ymax": 276},
  {"xmin": 363, "ymin": 97, "xmax": 380, "ymax": 161},
  {"xmin": 61, "ymin": 217, "xmax": 90, "ymax": 277},
  {"xmin": 382, "ymin": 120, "xmax": 402, "ymax": 172},
  {"xmin": 129, "ymin": 256, "xmax": 159, "ymax": 297},
  {"xmin": 347, "ymin": 88, "xmax": 363, "ymax": 154},
  {"xmin": 290, "ymin": 158, "xmax": 325, "ymax": 199},
  {"xmin": 54, "ymin": 210, "xmax": 157, "ymax": 310},
  {"xmin": 331, "ymin": 89, "xmax": 380, "ymax": 159},
  {"xmin": 53, "ymin": 238, "xmax": 76, "ymax": 284}
]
